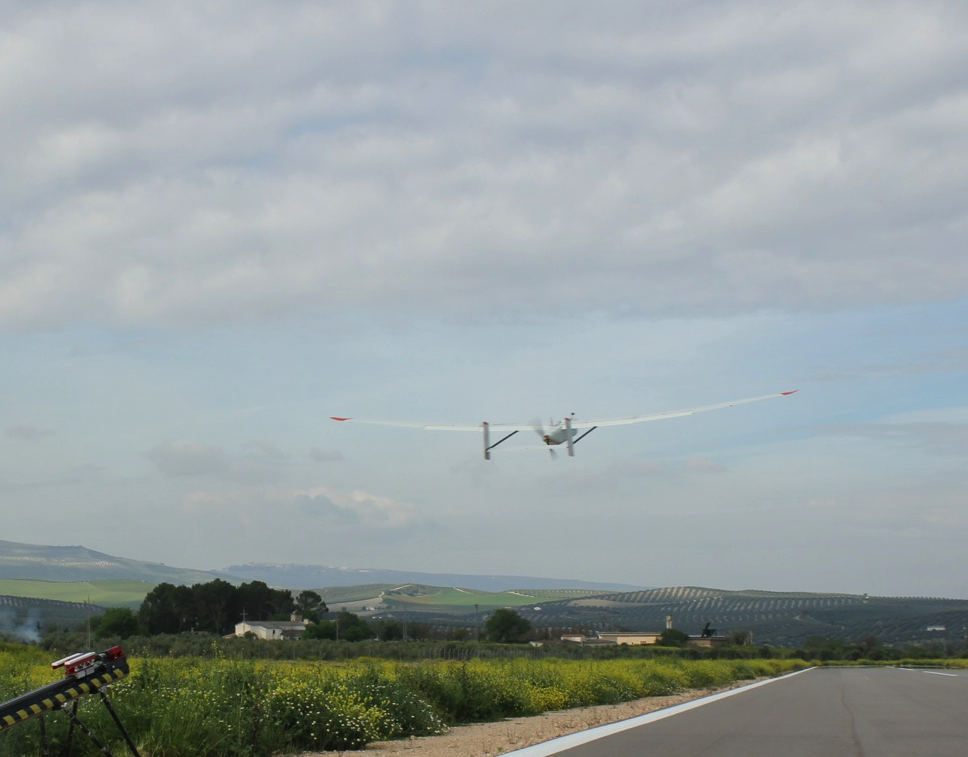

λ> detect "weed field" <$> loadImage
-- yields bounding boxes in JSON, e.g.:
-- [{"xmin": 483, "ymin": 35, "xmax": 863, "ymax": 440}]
[{"xmin": 0, "ymin": 644, "xmax": 805, "ymax": 757}]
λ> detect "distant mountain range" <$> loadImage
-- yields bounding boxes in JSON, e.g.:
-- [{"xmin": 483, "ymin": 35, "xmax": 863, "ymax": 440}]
[
  {"xmin": 3, "ymin": 541, "xmax": 967, "ymax": 647},
  {"xmin": 0, "ymin": 540, "xmax": 641, "ymax": 593},
  {"xmin": 0, "ymin": 540, "xmax": 222, "ymax": 584},
  {"xmin": 217, "ymin": 563, "xmax": 643, "ymax": 593}
]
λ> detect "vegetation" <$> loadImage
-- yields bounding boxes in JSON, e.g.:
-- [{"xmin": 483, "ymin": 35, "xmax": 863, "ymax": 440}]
[
  {"xmin": 138, "ymin": 580, "xmax": 295, "ymax": 635},
  {"xmin": 485, "ymin": 608, "xmax": 533, "ymax": 643},
  {"xmin": 0, "ymin": 642, "xmax": 805, "ymax": 757},
  {"xmin": 303, "ymin": 611, "xmax": 374, "ymax": 642},
  {"xmin": 658, "ymin": 628, "xmax": 691, "ymax": 647},
  {"xmin": 8, "ymin": 577, "xmax": 968, "ymax": 650}
]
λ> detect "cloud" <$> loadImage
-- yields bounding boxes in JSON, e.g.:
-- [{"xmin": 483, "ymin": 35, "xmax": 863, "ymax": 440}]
[
  {"xmin": 817, "ymin": 421, "xmax": 968, "ymax": 457},
  {"xmin": 608, "ymin": 459, "xmax": 670, "ymax": 477},
  {"xmin": 4, "ymin": 424, "xmax": 55, "ymax": 442},
  {"xmin": 309, "ymin": 447, "xmax": 344, "ymax": 464},
  {"xmin": 2, "ymin": 2, "xmax": 967, "ymax": 331},
  {"xmin": 145, "ymin": 442, "xmax": 230, "ymax": 477},
  {"xmin": 181, "ymin": 485, "xmax": 418, "ymax": 529},
  {"xmin": 144, "ymin": 440, "xmax": 287, "ymax": 483},
  {"xmin": 685, "ymin": 456, "xmax": 728, "ymax": 474},
  {"xmin": 297, "ymin": 486, "xmax": 418, "ymax": 528},
  {"xmin": 243, "ymin": 441, "xmax": 287, "ymax": 459}
]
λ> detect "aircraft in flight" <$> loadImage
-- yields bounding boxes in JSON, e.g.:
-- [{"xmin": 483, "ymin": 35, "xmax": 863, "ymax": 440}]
[{"xmin": 331, "ymin": 390, "xmax": 797, "ymax": 460}]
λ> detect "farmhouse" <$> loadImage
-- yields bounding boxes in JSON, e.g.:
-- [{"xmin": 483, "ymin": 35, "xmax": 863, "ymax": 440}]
[
  {"xmin": 597, "ymin": 631, "xmax": 663, "ymax": 645},
  {"xmin": 234, "ymin": 611, "xmax": 306, "ymax": 640},
  {"xmin": 562, "ymin": 616, "xmax": 729, "ymax": 648}
]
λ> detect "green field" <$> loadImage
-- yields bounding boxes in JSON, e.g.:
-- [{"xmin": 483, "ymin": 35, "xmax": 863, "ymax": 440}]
[
  {"xmin": 0, "ymin": 579, "xmax": 153, "ymax": 607},
  {"xmin": 1, "ymin": 579, "xmax": 604, "ymax": 615}
]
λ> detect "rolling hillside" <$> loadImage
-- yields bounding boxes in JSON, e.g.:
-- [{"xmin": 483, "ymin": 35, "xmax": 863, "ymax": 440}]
[
  {"xmin": 0, "ymin": 540, "xmax": 225, "ymax": 584},
  {"xmin": 4, "ymin": 541, "xmax": 966, "ymax": 648},
  {"xmin": 220, "ymin": 562, "xmax": 641, "ymax": 593},
  {"xmin": 0, "ymin": 579, "xmax": 152, "ymax": 608},
  {"xmin": 369, "ymin": 585, "xmax": 968, "ymax": 648}
]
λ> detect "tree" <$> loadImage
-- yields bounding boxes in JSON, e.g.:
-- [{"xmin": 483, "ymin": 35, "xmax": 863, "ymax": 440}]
[
  {"xmin": 237, "ymin": 581, "xmax": 278, "ymax": 622},
  {"xmin": 485, "ymin": 609, "xmax": 532, "ymax": 643},
  {"xmin": 301, "ymin": 612, "xmax": 373, "ymax": 642},
  {"xmin": 375, "ymin": 620, "xmax": 405, "ymax": 641},
  {"xmin": 295, "ymin": 590, "xmax": 327, "ymax": 621},
  {"xmin": 91, "ymin": 608, "xmax": 140, "ymax": 639},
  {"xmin": 658, "ymin": 628, "xmax": 689, "ymax": 647},
  {"xmin": 302, "ymin": 620, "xmax": 337, "ymax": 640},
  {"xmin": 337, "ymin": 611, "xmax": 374, "ymax": 641},
  {"xmin": 192, "ymin": 579, "xmax": 238, "ymax": 635},
  {"xmin": 139, "ymin": 583, "xmax": 196, "ymax": 634}
]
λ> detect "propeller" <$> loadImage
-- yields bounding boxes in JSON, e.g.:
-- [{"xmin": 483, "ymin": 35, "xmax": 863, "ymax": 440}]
[{"xmin": 530, "ymin": 418, "xmax": 559, "ymax": 460}]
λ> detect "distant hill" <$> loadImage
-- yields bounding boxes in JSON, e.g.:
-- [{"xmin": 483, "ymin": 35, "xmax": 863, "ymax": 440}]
[
  {"xmin": 6, "ymin": 541, "xmax": 966, "ymax": 648},
  {"xmin": 0, "ymin": 579, "xmax": 154, "ymax": 608},
  {"xmin": 373, "ymin": 585, "xmax": 968, "ymax": 648},
  {"xmin": 217, "ymin": 563, "xmax": 644, "ymax": 593},
  {"xmin": 0, "ymin": 540, "xmax": 642, "ymax": 594},
  {"xmin": 0, "ymin": 540, "xmax": 226, "ymax": 584}
]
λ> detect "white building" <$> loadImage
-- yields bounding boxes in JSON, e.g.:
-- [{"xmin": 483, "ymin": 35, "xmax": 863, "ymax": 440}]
[{"xmin": 234, "ymin": 611, "xmax": 306, "ymax": 640}]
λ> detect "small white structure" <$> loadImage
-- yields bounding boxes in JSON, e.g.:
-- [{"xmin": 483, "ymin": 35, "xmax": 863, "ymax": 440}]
[
  {"xmin": 234, "ymin": 611, "xmax": 306, "ymax": 640},
  {"xmin": 597, "ymin": 631, "xmax": 663, "ymax": 645}
]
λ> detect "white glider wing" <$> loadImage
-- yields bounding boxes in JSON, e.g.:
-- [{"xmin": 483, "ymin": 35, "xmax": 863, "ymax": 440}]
[
  {"xmin": 566, "ymin": 390, "xmax": 798, "ymax": 429},
  {"xmin": 331, "ymin": 390, "xmax": 796, "ymax": 458},
  {"xmin": 331, "ymin": 391, "xmax": 796, "ymax": 431},
  {"xmin": 329, "ymin": 418, "xmax": 531, "ymax": 431}
]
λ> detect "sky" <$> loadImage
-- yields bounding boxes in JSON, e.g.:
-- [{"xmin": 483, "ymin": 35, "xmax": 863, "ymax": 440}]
[{"xmin": 2, "ymin": 0, "xmax": 967, "ymax": 599}]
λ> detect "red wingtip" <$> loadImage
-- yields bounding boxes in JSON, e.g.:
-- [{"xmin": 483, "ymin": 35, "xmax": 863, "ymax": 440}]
[
  {"xmin": 330, "ymin": 416, "xmax": 351, "ymax": 421},
  {"xmin": 781, "ymin": 390, "xmax": 798, "ymax": 396}
]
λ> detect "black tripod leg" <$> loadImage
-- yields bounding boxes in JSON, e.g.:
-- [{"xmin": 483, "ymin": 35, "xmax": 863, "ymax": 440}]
[
  {"xmin": 61, "ymin": 702, "xmax": 117, "ymax": 757},
  {"xmin": 39, "ymin": 712, "xmax": 50, "ymax": 757},
  {"xmin": 65, "ymin": 700, "xmax": 78, "ymax": 757},
  {"xmin": 98, "ymin": 690, "xmax": 142, "ymax": 757}
]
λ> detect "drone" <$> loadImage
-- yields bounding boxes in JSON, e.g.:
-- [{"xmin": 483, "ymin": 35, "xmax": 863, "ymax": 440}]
[{"xmin": 331, "ymin": 390, "xmax": 796, "ymax": 460}]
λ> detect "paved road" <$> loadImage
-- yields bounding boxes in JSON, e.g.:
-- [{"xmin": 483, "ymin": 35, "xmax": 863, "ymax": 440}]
[{"xmin": 510, "ymin": 667, "xmax": 968, "ymax": 757}]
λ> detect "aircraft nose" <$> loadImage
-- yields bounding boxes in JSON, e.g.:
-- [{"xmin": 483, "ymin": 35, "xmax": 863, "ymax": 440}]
[{"xmin": 542, "ymin": 435, "xmax": 551, "ymax": 445}]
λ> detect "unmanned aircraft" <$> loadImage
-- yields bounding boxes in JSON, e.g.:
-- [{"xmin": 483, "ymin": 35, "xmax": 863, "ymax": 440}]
[{"xmin": 331, "ymin": 390, "xmax": 797, "ymax": 460}]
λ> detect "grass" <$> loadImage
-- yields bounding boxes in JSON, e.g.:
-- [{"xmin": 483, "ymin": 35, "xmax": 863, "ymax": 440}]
[{"xmin": 0, "ymin": 579, "xmax": 153, "ymax": 607}]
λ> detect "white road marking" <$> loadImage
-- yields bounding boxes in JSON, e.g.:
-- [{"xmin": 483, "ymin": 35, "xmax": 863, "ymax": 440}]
[
  {"xmin": 503, "ymin": 668, "xmax": 816, "ymax": 757},
  {"xmin": 898, "ymin": 667, "xmax": 958, "ymax": 677}
]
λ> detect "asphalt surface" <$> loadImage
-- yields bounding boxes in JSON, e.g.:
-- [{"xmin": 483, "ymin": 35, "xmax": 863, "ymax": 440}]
[{"xmin": 508, "ymin": 667, "xmax": 968, "ymax": 757}]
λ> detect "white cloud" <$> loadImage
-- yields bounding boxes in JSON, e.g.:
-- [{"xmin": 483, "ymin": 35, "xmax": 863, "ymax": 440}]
[
  {"xmin": 2, "ymin": 1, "xmax": 967, "ymax": 331},
  {"xmin": 181, "ymin": 485, "xmax": 418, "ymax": 530},
  {"xmin": 2, "ymin": 1, "xmax": 968, "ymax": 597}
]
